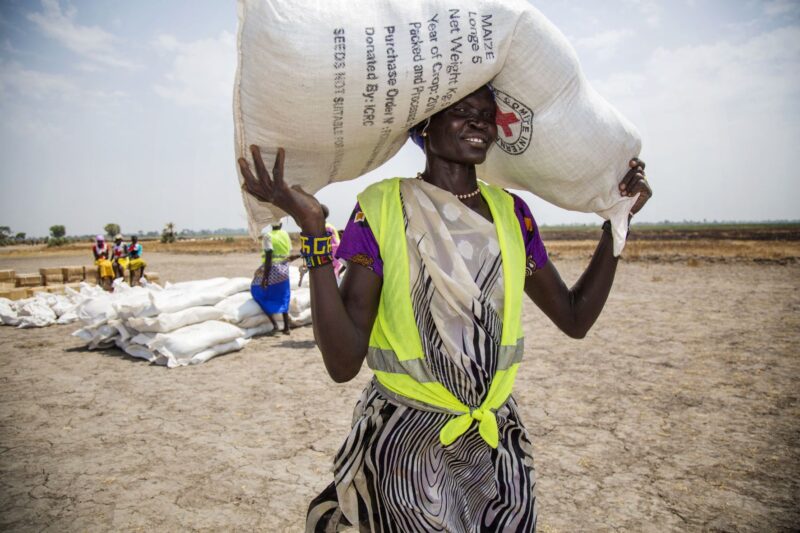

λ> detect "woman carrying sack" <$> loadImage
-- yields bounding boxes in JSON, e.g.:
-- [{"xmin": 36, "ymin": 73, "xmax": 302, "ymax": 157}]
[{"xmin": 239, "ymin": 85, "xmax": 651, "ymax": 531}]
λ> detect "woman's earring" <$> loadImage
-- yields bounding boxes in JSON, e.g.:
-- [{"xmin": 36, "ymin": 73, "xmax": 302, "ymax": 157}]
[{"xmin": 420, "ymin": 118, "xmax": 431, "ymax": 138}]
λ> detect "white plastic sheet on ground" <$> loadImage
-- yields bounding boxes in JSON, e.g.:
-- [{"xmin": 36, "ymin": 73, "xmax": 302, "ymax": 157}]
[{"xmin": 235, "ymin": 0, "xmax": 643, "ymax": 255}]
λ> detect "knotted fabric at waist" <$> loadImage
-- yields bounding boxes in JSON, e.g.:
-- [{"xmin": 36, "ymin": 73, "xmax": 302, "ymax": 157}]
[{"xmin": 368, "ymin": 339, "xmax": 523, "ymax": 449}]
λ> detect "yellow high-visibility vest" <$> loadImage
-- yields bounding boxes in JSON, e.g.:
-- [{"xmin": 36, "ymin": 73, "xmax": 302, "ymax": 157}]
[
  {"xmin": 262, "ymin": 229, "xmax": 291, "ymax": 263},
  {"xmin": 358, "ymin": 178, "xmax": 525, "ymax": 448}
]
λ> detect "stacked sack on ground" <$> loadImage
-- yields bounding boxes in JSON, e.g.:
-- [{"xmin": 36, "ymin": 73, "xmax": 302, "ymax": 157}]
[
  {"xmin": 0, "ymin": 272, "xmax": 164, "ymax": 329},
  {"xmin": 72, "ymin": 269, "xmax": 311, "ymax": 367},
  {"xmin": 0, "ymin": 290, "xmax": 84, "ymax": 328},
  {"xmin": 0, "ymin": 267, "xmax": 312, "ymax": 367}
]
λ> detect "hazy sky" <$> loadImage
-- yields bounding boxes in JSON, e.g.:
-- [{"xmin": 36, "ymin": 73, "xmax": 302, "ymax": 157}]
[{"xmin": 1, "ymin": 0, "xmax": 798, "ymax": 237}]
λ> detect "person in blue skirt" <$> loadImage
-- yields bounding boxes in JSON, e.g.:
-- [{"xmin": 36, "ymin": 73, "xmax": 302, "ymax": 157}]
[{"xmin": 250, "ymin": 222, "xmax": 292, "ymax": 335}]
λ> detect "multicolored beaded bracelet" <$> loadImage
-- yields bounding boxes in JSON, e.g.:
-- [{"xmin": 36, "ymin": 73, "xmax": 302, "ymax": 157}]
[{"xmin": 299, "ymin": 233, "xmax": 333, "ymax": 269}]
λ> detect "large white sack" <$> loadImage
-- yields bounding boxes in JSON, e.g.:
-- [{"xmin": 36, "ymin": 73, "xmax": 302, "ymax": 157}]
[
  {"xmin": 237, "ymin": 313, "xmax": 272, "ymax": 329},
  {"xmin": 147, "ymin": 320, "xmax": 245, "ymax": 360},
  {"xmin": 164, "ymin": 277, "xmax": 230, "ymax": 291},
  {"xmin": 137, "ymin": 278, "xmax": 251, "ymax": 317},
  {"xmin": 72, "ymin": 322, "xmax": 119, "ymax": 349},
  {"xmin": 49, "ymin": 294, "xmax": 76, "ymax": 319},
  {"xmin": 56, "ymin": 310, "xmax": 79, "ymax": 325},
  {"xmin": 290, "ymin": 307, "xmax": 312, "ymax": 327},
  {"xmin": 16, "ymin": 300, "xmax": 57, "ymax": 328},
  {"xmin": 75, "ymin": 285, "xmax": 150, "ymax": 327},
  {"xmin": 289, "ymin": 287, "xmax": 310, "ymax": 316},
  {"xmin": 235, "ymin": 0, "xmax": 642, "ymax": 254},
  {"xmin": 243, "ymin": 322, "xmax": 278, "ymax": 339},
  {"xmin": 115, "ymin": 336, "xmax": 157, "ymax": 362},
  {"xmin": 112, "ymin": 289, "xmax": 157, "ymax": 321},
  {"xmin": 0, "ymin": 298, "xmax": 19, "ymax": 326},
  {"xmin": 183, "ymin": 338, "xmax": 250, "ymax": 367},
  {"xmin": 128, "ymin": 306, "xmax": 225, "ymax": 333},
  {"xmin": 214, "ymin": 291, "xmax": 264, "ymax": 323}
]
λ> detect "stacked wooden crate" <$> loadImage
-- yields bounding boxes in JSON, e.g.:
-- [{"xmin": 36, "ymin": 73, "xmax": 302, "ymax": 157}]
[
  {"xmin": 0, "ymin": 270, "xmax": 15, "ymax": 292},
  {"xmin": 15, "ymin": 273, "xmax": 45, "ymax": 299},
  {"xmin": 0, "ymin": 265, "xmax": 163, "ymax": 300},
  {"xmin": 61, "ymin": 266, "xmax": 84, "ymax": 283},
  {"xmin": 15, "ymin": 272, "xmax": 42, "ymax": 287},
  {"xmin": 39, "ymin": 267, "xmax": 64, "ymax": 287},
  {"xmin": 0, "ymin": 270, "xmax": 25, "ymax": 300},
  {"xmin": 84, "ymin": 265, "xmax": 98, "ymax": 284}
]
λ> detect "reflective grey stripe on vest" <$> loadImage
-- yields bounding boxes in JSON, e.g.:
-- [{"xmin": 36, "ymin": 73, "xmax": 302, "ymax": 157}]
[{"xmin": 367, "ymin": 339, "xmax": 524, "ymax": 382}]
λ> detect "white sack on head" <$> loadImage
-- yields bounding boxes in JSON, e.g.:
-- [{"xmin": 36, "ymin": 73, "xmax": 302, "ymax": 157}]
[{"xmin": 235, "ymin": 0, "xmax": 642, "ymax": 254}]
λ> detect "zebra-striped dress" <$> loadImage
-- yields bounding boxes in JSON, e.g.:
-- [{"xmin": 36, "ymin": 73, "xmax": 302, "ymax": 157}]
[{"xmin": 307, "ymin": 179, "xmax": 547, "ymax": 532}]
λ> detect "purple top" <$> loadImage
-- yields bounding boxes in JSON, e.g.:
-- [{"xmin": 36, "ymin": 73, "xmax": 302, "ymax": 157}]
[{"xmin": 335, "ymin": 191, "xmax": 548, "ymax": 277}]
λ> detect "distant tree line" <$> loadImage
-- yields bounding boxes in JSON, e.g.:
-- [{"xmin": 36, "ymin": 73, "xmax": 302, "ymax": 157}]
[{"xmin": 0, "ymin": 222, "xmax": 252, "ymax": 247}]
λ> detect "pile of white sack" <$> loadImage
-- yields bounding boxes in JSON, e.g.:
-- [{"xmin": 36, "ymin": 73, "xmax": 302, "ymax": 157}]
[
  {"xmin": 0, "ymin": 290, "xmax": 83, "ymax": 328},
  {"xmin": 0, "ymin": 268, "xmax": 312, "ymax": 368}
]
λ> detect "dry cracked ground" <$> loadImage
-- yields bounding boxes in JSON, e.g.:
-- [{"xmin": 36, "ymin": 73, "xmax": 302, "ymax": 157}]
[{"xmin": 0, "ymin": 252, "xmax": 798, "ymax": 531}]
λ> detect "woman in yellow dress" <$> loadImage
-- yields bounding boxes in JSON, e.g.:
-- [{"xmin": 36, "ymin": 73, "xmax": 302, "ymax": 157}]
[{"xmin": 91, "ymin": 235, "xmax": 114, "ymax": 291}]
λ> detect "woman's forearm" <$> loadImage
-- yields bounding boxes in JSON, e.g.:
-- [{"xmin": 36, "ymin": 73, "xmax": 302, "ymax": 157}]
[
  {"xmin": 302, "ymin": 220, "xmax": 380, "ymax": 383},
  {"xmin": 307, "ymin": 263, "xmax": 378, "ymax": 382},
  {"xmin": 526, "ymin": 227, "xmax": 620, "ymax": 339},
  {"xmin": 567, "ymin": 229, "xmax": 619, "ymax": 337}
]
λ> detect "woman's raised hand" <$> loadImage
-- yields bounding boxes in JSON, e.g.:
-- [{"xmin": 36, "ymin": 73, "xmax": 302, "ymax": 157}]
[
  {"xmin": 238, "ymin": 145, "xmax": 326, "ymax": 234},
  {"xmin": 619, "ymin": 157, "xmax": 652, "ymax": 215}
]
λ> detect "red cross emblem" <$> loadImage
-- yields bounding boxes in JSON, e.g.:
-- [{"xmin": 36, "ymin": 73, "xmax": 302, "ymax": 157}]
[{"xmin": 496, "ymin": 110, "xmax": 520, "ymax": 137}]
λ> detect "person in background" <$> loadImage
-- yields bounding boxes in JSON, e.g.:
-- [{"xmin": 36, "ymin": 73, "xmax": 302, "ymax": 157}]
[
  {"xmin": 250, "ymin": 222, "xmax": 292, "ymax": 335},
  {"xmin": 126, "ymin": 235, "xmax": 146, "ymax": 286},
  {"xmin": 92, "ymin": 234, "xmax": 114, "ymax": 291},
  {"xmin": 111, "ymin": 234, "xmax": 128, "ymax": 280},
  {"xmin": 321, "ymin": 204, "xmax": 343, "ymax": 279}
]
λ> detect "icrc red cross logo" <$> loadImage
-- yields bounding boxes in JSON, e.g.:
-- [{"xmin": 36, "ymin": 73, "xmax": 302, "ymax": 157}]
[{"xmin": 494, "ymin": 89, "xmax": 533, "ymax": 155}]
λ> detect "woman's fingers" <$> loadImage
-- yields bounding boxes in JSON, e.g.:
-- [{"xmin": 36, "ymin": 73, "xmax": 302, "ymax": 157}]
[
  {"xmin": 238, "ymin": 158, "xmax": 260, "ymax": 195},
  {"xmin": 629, "ymin": 177, "xmax": 652, "ymax": 214},
  {"xmin": 623, "ymin": 171, "xmax": 646, "ymax": 197},
  {"xmin": 250, "ymin": 144, "xmax": 271, "ymax": 184},
  {"xmin": 273, "ymin": 147, "xmax": 286, "ymax": 187},
  {"xmin": 239, "ymin": 150, "xmax": 273, "ymax": 202},
  {"xmin": 619, "ymin": 167, "xmax": 639, "ymax": 193},
  {"xmin": 620, "ymin": 158, "xmax": 646, "ymax": 194},
  {"xmin": 239, "ymin": 146, "xmax": 322, "ymax": 228}
]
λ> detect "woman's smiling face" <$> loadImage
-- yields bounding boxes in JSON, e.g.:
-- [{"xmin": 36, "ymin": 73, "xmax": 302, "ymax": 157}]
[{"xmin": 424, "ymin": 86, "xmax": 498, "ymax": 165}]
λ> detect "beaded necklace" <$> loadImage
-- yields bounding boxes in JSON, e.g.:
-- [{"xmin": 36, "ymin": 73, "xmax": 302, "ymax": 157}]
[{"xmin": 415, "ymin": 172, "xmax": 481, "ymax": 200}]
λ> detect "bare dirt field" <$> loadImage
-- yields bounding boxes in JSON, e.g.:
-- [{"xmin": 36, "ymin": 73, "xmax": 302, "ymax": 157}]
[{"xmin": 1, "ymin": 237, "xmax": 798, "ymax": 531}]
